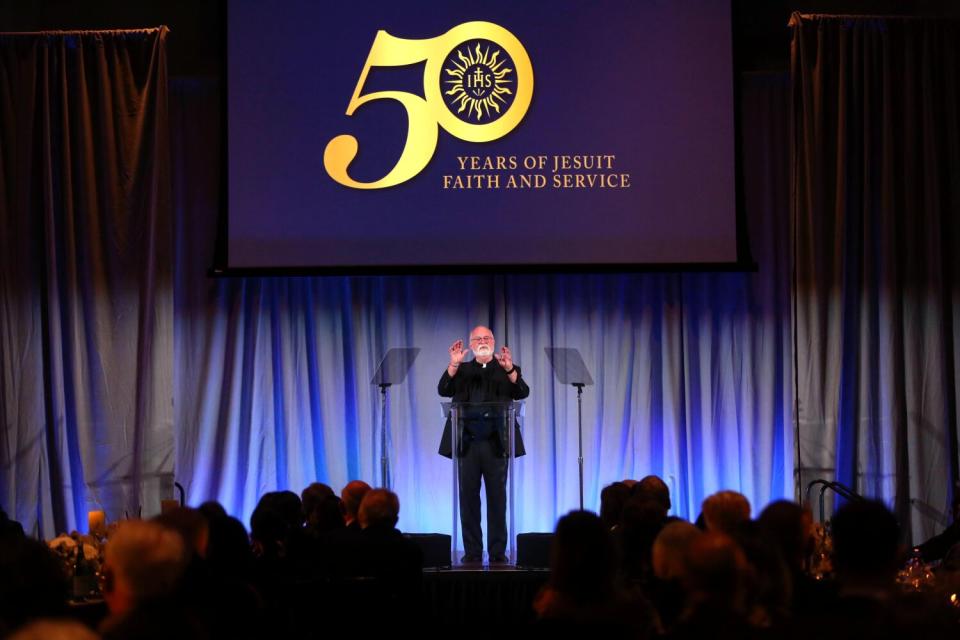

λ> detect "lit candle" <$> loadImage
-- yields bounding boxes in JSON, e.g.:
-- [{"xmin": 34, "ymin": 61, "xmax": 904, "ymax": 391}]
[{"xmin": 87, "ymin": 510, "xmax": 106, "ymax": 535}]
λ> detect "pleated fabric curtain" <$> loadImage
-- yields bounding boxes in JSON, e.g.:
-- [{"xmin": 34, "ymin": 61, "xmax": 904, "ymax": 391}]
[
  {"xmin": 791, "ymin": 14, "xmax": 960, "ymax": 541},
  {"xmin": 171, "ymin": 73, "xmax": 794, "ymax": 536},
  {"xmin": 0, "ymin": 43, "xmax": 795, "ymax": 538},
  {"xmin": 0, "ymin": 29, "xmax": 172, "ymax": 537},
  {"xmin": 5, "ymin": 17, "xmax": 957, "ymax": 546}
]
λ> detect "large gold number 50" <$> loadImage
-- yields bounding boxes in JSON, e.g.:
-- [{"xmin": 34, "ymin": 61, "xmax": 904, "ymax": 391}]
[{"xmin": 324, "ymin": 22, "xmax": 533, "ymax": 189}]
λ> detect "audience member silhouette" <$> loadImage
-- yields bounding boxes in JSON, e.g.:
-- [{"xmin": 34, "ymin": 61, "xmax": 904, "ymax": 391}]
[
  {"xmin": 670, "ymin": 531, "xmax": 759, "ymax": 640},
  {"xmin": 618, "ymin": 495, "xmax": 668, "ymax": 584},
  {"xmin": 323, "ymin": 488, "xmax": 424, "ymax": 633},
  {"xmin": 794, "ymin": 500, "xmax": 953, "ymax": 640},
  {"xmin": 13, "ymin": 482, "xmax": 956, "ymax": 638},
  {"xmin": 728, "ymin": 518, "xmax": 792, "ymax": 629},
  {"xmin": 301, "ymin": 482, "xmax": 341, "ymax": 537},
  {"xmin": 353, "ymin": 489, "xmax": 423, "ymax": 583},
  {"xmin": 250, "ymin": 491, "xmax": 308, "ymax": 571},
  {"xmin": 650, "ymin": 521, "xmax": 702, "ymax": 632},
  {"xmin": 702, "ymin": 490, "xmax": 751, "ymax": 535},
  {"xmin": 534, "ymin": 510, "xmax": 658, "ymax": 638},
  {"xmin": 341, "ymin": 480, "xmax": 372, "ymax": 531},
  {"xmin": 204, "ymin": 512, "xmax": 255, "ymax": 583},
  {"xmin": 7, "ymin": 619, "xmax": 99, "ymax": 640},
  {"xmin": 635, "ymin": 475, "xmax": 672, "ymax": 513},
  {"xmin": 156, "ymin": 507, "xmax": 264, "ymax": 640},
  {"xmin": 757, "ymin": 500, "xmax": 827, "ymax": 616},
  {"xmin": 0, "ymin": 536, "xmax": 68, "ymax": 637},
  {"xmin": 599, "ymin": 482, "xmax": 631, "ymax": 530},
  {"xmin": 99, "ymin": 520, "xmax": 203, "ymax": 640},
  {"xmin": 0, "ymin": 507, "xmax": 25, "ymax": 539},
  {"xmin": 197, "ymin": 501, "xmax": 228, "ymax": 522}
]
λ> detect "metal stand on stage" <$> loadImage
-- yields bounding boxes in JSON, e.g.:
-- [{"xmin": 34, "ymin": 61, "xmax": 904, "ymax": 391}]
[
  {"xmin": 545, "ymin": 347, "xmax": 594, "ymax": 510},
  {"xmin": 371, "ymin": 347, "xmax": 420, "ymax": 489}
]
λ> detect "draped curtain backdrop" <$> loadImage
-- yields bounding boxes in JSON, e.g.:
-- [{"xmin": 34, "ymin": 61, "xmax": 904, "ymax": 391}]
[
  {"xmin": 791, "ymin": 14, "xmax": 960, "ymax": 542},
  {"xmin": 0, "ymin": 29, "xmax": 173, "ymax": 536},
  {"xmin": 3, "ymin": 28, "xmax": 798, "ymax": 540},
  {"xmin": 6, "ymin": 17, "xmax": 957, "ymax": 547},
  {"xmin": 169, "ymin": 73, "xmax": 794, "ymax": 539}
]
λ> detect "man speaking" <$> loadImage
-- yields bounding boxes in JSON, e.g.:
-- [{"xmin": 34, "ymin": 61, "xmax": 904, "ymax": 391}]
[{"xmin": 438, "ymin": 325, "xmax": 529, "ymax": 564}]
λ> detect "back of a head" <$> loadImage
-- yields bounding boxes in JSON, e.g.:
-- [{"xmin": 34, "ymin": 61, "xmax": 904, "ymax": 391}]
[
  {"xmin": 635, "ymin": 475, "xmax": 672, "ymax": 512},
  {"xmin": 599, "ymin": 482, "xmax": 631, "ymax": 529},
  {"xmin": 7, "ymin": 619, "xmax": 99, "ymax": 640},
  {"xmin": 0, "ymin": 508, "xmax": 25, "ymax": 540},
  {"xmin": 622, "ymin": 496, "xmax": 668, "ymax": 532},
  {"xmin": 702, "ymin": 491, "xmax": 751, "ymax": 535},
  {"xmin": 683, "ymin": 531, "xmax": 749, "ymax": 607},
  {"xmin": 831, "ymin": 500, "xmax": 900, "ymax": 580},
  {"xmin": 250, "ymin": 491, "xmax": 300, "ymax": 548},
  {"xmin": 358, "ymin": 489, "xmax": 400, "ymax": 529},
  {"xmin": 301, "ymin": 482, "xmax": 335, "ymax": 518},
  {"xmin": 206, "ymin": 516, "xmax": 253, "ymax": 578},
  {"xmin": 303, "ymin": 483, "xmax": 345, "ymax": 533},
  {"xmin": 105, "ymin": 520, "xmax": 187, "ymax": 606},
  {"xmin": 274, "ymin": 490, "xmax": 305, "ymax": 529},
  {"xmin": 250, "ymin": 492, "xmax": 282, "ymax": 546},
  {"xmin": 757, "ymin": 500, "xmax": 811, "ymax": 572},
  {"xmin": 311, "ymin": 495, "xmax": 346, "ymax": 534},
  {"xmin": 550, "ymin": 510, "xmax": 618, "ymax": 602},
  {"xmin": 197, "ymin": 501, "xmax": 228, "ymax": 522},
  {"xmin": 0, "ymin": 537, "xmax": 68, "ymax": 633},
  {"xmin": 153, "ymin": 507, "xmax": 209, "ymax": 558},
  {"xmin": 653, "ymin": 520, "xmax": 703, "ymax": 581},
  {"xmin": 341, "ymin": 480, "xmax": 372, "ymax": 520}
]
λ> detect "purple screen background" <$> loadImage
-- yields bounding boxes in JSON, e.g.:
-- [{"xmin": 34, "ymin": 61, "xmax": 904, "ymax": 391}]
[{"xmin": 228, "ymin": 0, "xmax": 738, "ymax": 269}]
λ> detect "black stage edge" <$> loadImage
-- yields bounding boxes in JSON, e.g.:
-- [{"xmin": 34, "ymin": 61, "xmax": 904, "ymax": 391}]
[{"xmin": 423, "ymin": 565, "xmax": 549, "ymax": 627}]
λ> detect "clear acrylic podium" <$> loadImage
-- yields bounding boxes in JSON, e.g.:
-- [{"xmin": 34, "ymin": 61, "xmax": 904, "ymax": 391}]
[{"xmin": 442, "ymin": 401, "xmax": 524, "ymax": 564}]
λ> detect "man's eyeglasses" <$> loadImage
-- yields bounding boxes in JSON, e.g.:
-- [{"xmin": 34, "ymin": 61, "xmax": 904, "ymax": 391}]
[{"xmin": 470, "ymin": 335, "xmax": 494, "ymax": 343}]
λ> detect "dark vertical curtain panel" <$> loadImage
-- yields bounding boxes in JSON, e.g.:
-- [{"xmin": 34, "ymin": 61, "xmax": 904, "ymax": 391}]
[
  {"xmin": 791, "ymin": 14, "xmax": 960, "ymax": 541},
  {"xmin": 0, "ymin": 29, "xmax": 172, "ymax": 537},
  {"xmin": 171, "ymin": 73, "xmax": 792, "ymax": 536}
]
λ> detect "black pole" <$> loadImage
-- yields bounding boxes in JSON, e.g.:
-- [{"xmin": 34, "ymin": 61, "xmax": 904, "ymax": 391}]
[
  {"xmin": 380, "ymin": 383, "xmax": 390, "ymax": 489},
  {"xmin": 174, "ymin": 482, "xmax": 185, "ymax": 507},
  {"xmin": 575, "ymin": 383, "xmax": 584, "ymax": 510}
]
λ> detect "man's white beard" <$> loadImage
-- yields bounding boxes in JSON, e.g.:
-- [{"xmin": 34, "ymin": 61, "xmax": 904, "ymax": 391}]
[{"xmin": 474, "ymin": 344, "xmax": 493, "ymax": 357}]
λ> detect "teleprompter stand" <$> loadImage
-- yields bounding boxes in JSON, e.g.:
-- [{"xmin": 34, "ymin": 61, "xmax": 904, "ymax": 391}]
[
  {"xmin": 545, "ymin": 347, "xmax": 594, "ymax": 510},
  {"xmin": 371, "ymin": 347, "xmax": 420, "ymax": 489}
]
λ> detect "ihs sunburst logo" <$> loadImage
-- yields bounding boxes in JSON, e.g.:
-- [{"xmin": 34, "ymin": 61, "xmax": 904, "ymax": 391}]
[{"xmin": 441, "ymin": 40, "xmax": 517, "ymax": 124}]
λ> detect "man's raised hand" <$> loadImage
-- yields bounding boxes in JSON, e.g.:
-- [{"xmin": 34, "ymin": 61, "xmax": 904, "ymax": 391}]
[
  {"xmin": 494, "ymin": 346, "xmax": 514, "ymax": 371},
  {"xmin": 449, "ymin": 339, "xmax": 470, "ymax": 367}
]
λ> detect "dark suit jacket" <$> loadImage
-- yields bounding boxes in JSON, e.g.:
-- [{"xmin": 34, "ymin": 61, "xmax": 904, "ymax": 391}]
[{"xmin": 437, "ymin": 359, "xmax": 529, "ymax": 458}]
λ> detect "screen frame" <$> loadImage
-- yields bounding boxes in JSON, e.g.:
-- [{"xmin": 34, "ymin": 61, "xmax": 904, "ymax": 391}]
[{"xmin": 210, "ymin": 0, "xmax": 756, "ymax": 277}]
